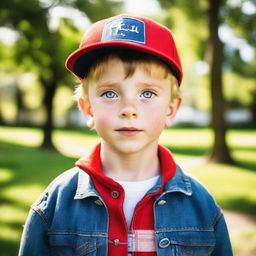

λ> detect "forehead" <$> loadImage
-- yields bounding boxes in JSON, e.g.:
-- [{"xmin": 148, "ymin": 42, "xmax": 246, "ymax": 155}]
[
  {"xmin": 97, "ymin": 56, "xmax": 125, "ymax": 80},
  {"xmin": 91, "ymin": 59, "xmax": 171, "ymax": 95},
  {"xmin": 99, "ymin": 58, "xmax": 165, "ymax": 82},
  {"xmin": 87, "ymin": 54, "xmax": 171, "ymax": 84}
]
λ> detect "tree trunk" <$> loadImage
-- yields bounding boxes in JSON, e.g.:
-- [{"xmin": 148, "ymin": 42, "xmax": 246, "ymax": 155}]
[
  {"xmin": 0, "ymin": 103, "xmax": 4, "ymax": 125},
  {"xmin": 40, "ymin": 78, "xmax": 57, "ymax": 150},
  {"xmin": 250, "ymin": 90, "xmax": 256, "ymax": 126},
  {"xmin": 208, "ymin": 0, "xmax": 234, "ymax": 163},
  {"xmin": 16, "ymin": 86, "xmax": 27, "ymax": 126}
]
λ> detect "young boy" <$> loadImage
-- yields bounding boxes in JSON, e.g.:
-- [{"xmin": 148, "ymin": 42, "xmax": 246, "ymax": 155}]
[{"xmin": 19, "ymin": 14, "xmax": 233, "ymax": 255}]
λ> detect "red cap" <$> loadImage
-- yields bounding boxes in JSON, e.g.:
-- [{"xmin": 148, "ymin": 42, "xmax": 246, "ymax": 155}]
[{"xmin": 66, "ymin": 14, "xmax": 183, "ymax": 85}]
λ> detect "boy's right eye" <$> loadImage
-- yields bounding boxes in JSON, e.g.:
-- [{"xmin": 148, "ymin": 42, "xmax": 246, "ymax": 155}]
[{"xmin": 101, "ymin": 91, "xmax": 118, "ymax": 98}]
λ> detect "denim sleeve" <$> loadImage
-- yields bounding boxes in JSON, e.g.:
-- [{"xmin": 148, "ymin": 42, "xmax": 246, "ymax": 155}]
[
  {"xmin": 212, "ymin": 213, "xmax": 233, "ymax": 256},
  {"xmin": 18, "ymin": 208, "xmax": 50, "ymax": 256}
]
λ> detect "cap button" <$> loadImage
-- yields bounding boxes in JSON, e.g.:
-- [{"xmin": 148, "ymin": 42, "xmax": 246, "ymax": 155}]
[{"xmin": 111, "ymin": 191, "xmax": 119, "ymax": 199}]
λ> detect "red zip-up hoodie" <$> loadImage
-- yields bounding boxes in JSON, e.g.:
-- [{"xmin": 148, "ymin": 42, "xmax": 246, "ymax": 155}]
[{"xmin": 76, "ymin": 143, "xmax": 176, "ymax": 256}]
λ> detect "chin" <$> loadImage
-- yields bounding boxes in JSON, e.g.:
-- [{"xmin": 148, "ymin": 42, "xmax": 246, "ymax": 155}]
[{"xmin": 111, "ymin": 141, "xmax": 156, "ymax": 155}]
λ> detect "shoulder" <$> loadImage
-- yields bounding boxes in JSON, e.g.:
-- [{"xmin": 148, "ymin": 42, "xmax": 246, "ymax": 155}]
[
  {"xmin": 173, "ymin": 166, "xmax": 222, "ymax": 216},
  {"xmin": 165, "ymin": 166, "xmax": 223, "ymax": 227},
  {"xmin": 44, "ymin": 166, "xmax": 81, "ymax": 194},
  {"xmin": 31, "ymin": 167, "xmax": 82, "ymax": 213}
]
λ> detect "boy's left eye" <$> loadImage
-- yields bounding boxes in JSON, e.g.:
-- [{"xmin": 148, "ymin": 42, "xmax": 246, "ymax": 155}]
[
  {"xmin": 140, "ymin": 91, "xmax": 156, "ymax": 99},
  {"xmin": 101, "ymin": 91, "xmax": 118, "ymax": 98}
]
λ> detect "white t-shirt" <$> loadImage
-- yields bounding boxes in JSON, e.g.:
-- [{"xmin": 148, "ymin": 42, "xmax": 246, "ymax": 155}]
[{"xmin": 115, "ymin": 175, "xmax": 160, "ymax": 229}]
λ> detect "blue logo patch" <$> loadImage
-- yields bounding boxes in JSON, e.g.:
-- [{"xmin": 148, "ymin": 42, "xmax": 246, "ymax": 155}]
[{"xmin": 101, "ymin": 17, "xmax": 145, "ymax": 45}]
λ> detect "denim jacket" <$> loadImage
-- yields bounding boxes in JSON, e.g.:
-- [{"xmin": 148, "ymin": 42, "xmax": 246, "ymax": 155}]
[{"xmin": 19, "ymin": 165, "xmax": 233, "ymax": 256}]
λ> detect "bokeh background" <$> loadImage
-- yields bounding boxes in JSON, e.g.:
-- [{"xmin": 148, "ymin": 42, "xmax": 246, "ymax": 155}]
[{"xmin": 0, "ymin": 0, "xmax": 255, "ymax": 255}]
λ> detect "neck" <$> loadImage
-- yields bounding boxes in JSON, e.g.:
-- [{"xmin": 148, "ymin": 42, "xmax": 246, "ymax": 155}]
[{"xmin": 100, "ymin": 141, "xmax": 160, "ymax": 181}]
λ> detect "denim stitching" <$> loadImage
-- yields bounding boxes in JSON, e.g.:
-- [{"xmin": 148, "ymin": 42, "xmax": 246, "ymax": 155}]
[
  {"xmin": 212, "ymin": 211, "xmax": 222, "ymax": 227},
  {"xmin": 31, "ymin": 208, "xmax": 50, "ymax": 228},
  {"xmin": 50, "ymin": 241, "xmax": 98, "ymax": 256},
  {"xmin": 176, "ymin": 245, "xmax": 215, "ymax": 256},
  {"xmin": 77, "ymin": 241, "xmax": 90, "ymax": 250},
  {"xmin": 155, "ymin": 228, "xmax": 214, "ymax": 232},
  {"xmin": 172, "ymin": 241, "xmax": 215, "ymax": 246},
  {"xmin": 48, "ymin": 232, "xmax": 107, "ymax": 237},
  {"xmin": 77, "ymin": 242, "xmax": 98, "ymax": 256},
  {"xmin": 77, "ymin": 244, "xmax": 98, "ymax": 256}
]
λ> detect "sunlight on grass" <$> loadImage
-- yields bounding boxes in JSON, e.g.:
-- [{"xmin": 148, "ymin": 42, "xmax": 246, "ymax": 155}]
[
  {"xmin": 233, "ymin": 150, "xmax": 256, "ymax": 165},
  {"xmin": 53, "ymin": 129, "xmax": 99, "ymax": 157},
  {"xmin": 232, "ymin": 231, "xmax": 256, "ymax": 255},
  {"xmin": 2, "ymin": 184, "xmax": 45, "ymax": 206},
  {"xmin": 0, "ymin": 127, "xmax": 42, "ymax": 147},
  {"xmin": 0, "ymin": 224, "xmax": 21, "ymax": 243},
  {"xmin": 228, "ymin": 130, "xmax": 256, "ymax": 149},
  {"xmin": 188, "ymin": 163, "xmax": 256, "ymax": 214},
  {"xmin": 160, "ymin": 128, "xmax": 213, "ymax": 147},
  {"xmin": 0, "ymin": 168, "xmax": 14, "ymax": 183},
  {"xmin": 0, "ymin": 204, "xmax": 27, "ymax": 224}
]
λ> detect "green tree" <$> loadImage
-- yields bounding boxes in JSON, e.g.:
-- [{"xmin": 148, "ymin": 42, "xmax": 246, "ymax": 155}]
[
  {"xmin": 157, "ymin": 0, "xmax": 254, "ymax": 163},
  {"xmin": 224, "ymin": 1, "xmax": 256, "ymax": 125},
  {"xmin": 207, "ymin": 0, "xmax": 233, "ymax": 163}
]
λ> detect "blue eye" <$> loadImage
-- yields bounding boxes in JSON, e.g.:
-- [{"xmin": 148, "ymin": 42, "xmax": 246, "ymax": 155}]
[
  {"xmin": 141, "ymin": 91, "xmax": 156, "ymax": 99},
  {"xmin": 102, "ymin": 91, "xmax": 118, "ymax": 98}
]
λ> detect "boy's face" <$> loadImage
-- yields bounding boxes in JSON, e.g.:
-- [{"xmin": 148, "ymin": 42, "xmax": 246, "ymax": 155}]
[{"xmin": 80, "ymin": 57, "xmax": 181, "ymax": 154}]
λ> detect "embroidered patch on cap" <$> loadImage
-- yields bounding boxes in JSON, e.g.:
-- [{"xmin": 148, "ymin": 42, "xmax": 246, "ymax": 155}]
[{"xmin": 101, "ymin": 17, "xmax": 145, "ymax": 45}]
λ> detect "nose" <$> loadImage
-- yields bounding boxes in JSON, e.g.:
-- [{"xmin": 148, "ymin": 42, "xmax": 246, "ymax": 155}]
[{"xmin": 119, "ymin": 100, "xmax": 138, "ymax": 119}]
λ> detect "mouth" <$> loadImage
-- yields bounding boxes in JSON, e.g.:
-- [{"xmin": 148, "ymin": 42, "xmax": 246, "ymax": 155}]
[{"xmin": 115, "ymin": 127, "xmax": 143, "ymax": 135}]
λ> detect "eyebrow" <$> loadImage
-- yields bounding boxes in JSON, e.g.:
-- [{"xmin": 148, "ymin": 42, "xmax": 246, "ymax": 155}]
[
  {"xmin": 95, "ymin": 82, "xmax": 120, "ymax": 90},
  {"xmin": 138, "ymin": 82, "xmax": 165, "ymax": 90},
  {"xmin": 95, "ymin": 81, "xmax": 165, "ymax": 91}
]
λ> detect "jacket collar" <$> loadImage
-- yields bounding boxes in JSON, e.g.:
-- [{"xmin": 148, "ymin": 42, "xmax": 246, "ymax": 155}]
[
  {"xmin": 164, "ymin": 165, "xmax": 192, "ymax": 195},
  {"xmin": 74, "ymin": 143, "xmax": 192, "ymax": 199},
  {"xmin": 74, "ymin": 165, "xmax": 192, "ymax": 199},
  {"xmin": 74, "ymin": 169, "xmax": 100, "ymax": 199}
]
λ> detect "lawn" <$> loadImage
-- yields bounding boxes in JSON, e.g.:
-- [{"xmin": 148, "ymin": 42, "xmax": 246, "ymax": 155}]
[{"xmin": 0, "ymin": 126, "xmax": 255, "ymax": 255}]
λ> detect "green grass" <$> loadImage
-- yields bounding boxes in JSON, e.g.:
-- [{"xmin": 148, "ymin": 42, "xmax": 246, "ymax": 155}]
[
  {"xmin": 0, "ymin": 126, "xmax": 255, "ymax": 255},
  {"xmin": 0, "ymin": 141, "xmax": 77, "ymax": 255}
]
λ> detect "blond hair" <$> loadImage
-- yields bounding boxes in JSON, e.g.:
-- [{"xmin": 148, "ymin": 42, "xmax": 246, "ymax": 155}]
[{"xmin": 74, "ymin": 50, "xmax": 180, "ymax": 102}]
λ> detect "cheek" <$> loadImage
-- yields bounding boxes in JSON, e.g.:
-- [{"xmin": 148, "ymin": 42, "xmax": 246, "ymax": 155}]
[
  {"xmin": 94, "ymin": 114, "xmax": 111, "ymax": 128},
  {"xmin": 92, "ymin": 105, "xmax": 117, "ymax": 131},
  {"xmin": 144, "ymin": 105, "xmax": 167, "ymax": 130}
]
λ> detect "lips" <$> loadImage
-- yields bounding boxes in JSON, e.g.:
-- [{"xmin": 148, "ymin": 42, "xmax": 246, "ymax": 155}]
[
  {"xmin": 115, "ymin": 127, "xmax": 142, "ymax": 135},
  {"xmin": 116, "ymin": 127, "xmax": 142, "ymax": 132}
]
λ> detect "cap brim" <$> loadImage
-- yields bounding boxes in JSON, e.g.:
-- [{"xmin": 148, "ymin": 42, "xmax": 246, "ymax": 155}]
[{"xmin": 66, "ymin": 41, "xmax": 181, "ymax": 83}]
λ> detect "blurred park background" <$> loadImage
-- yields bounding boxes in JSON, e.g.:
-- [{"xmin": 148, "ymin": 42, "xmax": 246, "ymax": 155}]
[{"xmin": 0, "ymin": 0, "xmax": 255, "ymax": 255}]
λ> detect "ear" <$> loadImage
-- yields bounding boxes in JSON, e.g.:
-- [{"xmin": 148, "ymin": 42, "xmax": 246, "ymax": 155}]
[
  {"xmin": 78, "ymin": 98, "xmax": 95, "ymax": 128},
  {"xmin": 165, "ymin": 97, "xmax": 182, "ymax": 127},
  {"xmin": 79, "ymin": 98, "xmax": 92, "ymax": 115}
]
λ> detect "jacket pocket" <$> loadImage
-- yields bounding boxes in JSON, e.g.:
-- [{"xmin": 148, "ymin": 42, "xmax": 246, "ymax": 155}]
[
  {"xmin": 176, "ymin": 245, "xmax": 214, "ymax": 256},
  {"xmin": 48, "ymin": 233, "xmax": 98, "ymax": 256},
  {"xmin": 157, "ymin": 230, "xmax": 215, "ymax": 256}
]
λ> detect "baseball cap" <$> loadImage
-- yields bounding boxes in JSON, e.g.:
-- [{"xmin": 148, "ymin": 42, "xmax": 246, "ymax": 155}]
[{"xmin": 66, "ymin": 14, "xmax": 183, "ymax": 85}]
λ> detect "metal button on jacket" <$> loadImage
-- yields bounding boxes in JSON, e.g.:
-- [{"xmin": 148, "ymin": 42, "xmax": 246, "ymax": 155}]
[
  {"xmin": 113, "ymin": 239, "xmax": 120, "ymax": 246},
  {"xmin": 94, "ymin": 199, "xmax": 103, "ymax": 206},
  {"xmin": 157, "ymin": 200, "xmax": 167, "ymax": 205},
  {"xmin": 111, "ymin": 191, "xmax": 119, "ymax": 198},
  {"xmin": 159, "ymin": 238, "xmax": 170, "ymax": 248}
]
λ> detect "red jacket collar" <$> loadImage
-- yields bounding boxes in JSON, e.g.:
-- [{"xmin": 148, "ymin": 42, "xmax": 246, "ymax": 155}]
[{"xmin": 76, "ymin": 143, "xmax": 176, "ymax": 188}]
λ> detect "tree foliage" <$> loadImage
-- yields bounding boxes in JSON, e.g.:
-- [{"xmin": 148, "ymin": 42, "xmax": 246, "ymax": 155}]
[
  {"xmin": 0, "ymin": 0, "xmax": 122, "ymax": 149},
  {"xmin": 156, "ymin": 0, "xmax": 255, "ymax": 163}
]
